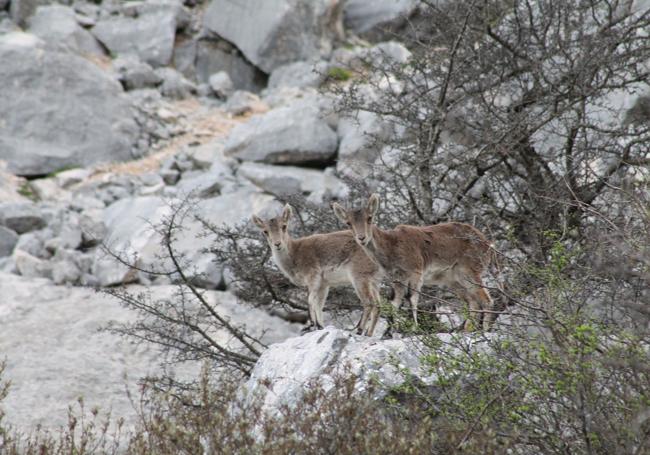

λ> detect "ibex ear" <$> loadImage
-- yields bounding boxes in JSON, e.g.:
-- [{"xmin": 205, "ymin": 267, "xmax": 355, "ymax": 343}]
[
  {"xmin": 252, "ymin": 215, "xmax": 265, "ymax": 229},
  {"xmin": 332, "ymin": 202, "xmax": 347, "ymax": 224},
  {"xmin": 281, "ymin": 204, "xmax": 293, "ymax": 223},
  {"xmin": 367, "ymin": 193, "xmax": 380, "ymax": 216}
]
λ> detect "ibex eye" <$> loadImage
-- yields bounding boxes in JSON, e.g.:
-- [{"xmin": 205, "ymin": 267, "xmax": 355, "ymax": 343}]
[
  {"xmin": 263, "ymin": 230, "xmax": 268, "ymax": 235},
  {"xmin": 367, "ymin": 217, "xmax": 372, "ymax": 223},
  {"xmin": 282, "ymin": 225, "xmax": 287, "ymax": 231}
]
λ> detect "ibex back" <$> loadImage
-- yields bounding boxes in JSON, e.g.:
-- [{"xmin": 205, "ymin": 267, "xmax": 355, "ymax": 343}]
[
  {"xmin": 252, "ymin": 204, "xmax": 383, "ymax": 336},
  {"xmin": 333, "ymin": 194, "xmax": 495, "ymax": 331}
]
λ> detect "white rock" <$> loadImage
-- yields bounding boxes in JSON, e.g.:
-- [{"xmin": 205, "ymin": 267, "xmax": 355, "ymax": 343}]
[
  {"xmin": 0, "ymin": 202, "xmax": 46, "ymax": 234},
  {"xmin": 91, "ymin": 0, "xmax": 188, "ymax": 67},
  {"xmin": 13, "ymin": 248, "xmax": 52, "ymax": 279},
  {"xmin": 203, "ymin": 0, "xmax": 343, "ymax": 73},
  {"xmin": 224, "ymin": 90, "xmax": 267, "ymax": 116},
  {"xmin": 54, "ymin": 168, "xmax": 92, "ymax": 189},
  {"xmin": 0, "ymin": 272, "xmax": 301, "ymax": 431},
  {"xmin": 268, "ymin": 60, "xmax": 328, "ymax": 90},
  {"xmin": 0, "ymin": 226, "xmax": 19, "ymax": 257},
  {"xmin": 343, "ymin": 0, "xmax": 417, "ymax": 35},
  {"xmin": 209, "ymin": 71, "xmax": 234, "ymax": 99},
  {"xmin": 224, "ymin": 100, "xmax": 337, "ymax": 165},
  {"xmin": 336, "ymin": 110, "xmax": 394, "ymax": 178},
  {"xmin": 28, "ymin": 5, "xmax": 105, "ymax": 56},
  {"xmin": 237, "ymin": 162, "xmax": 348, "ymax": 201},
  {"xmin": 242, "ymin": 327, "xmax": 440, "ymax": 415}
]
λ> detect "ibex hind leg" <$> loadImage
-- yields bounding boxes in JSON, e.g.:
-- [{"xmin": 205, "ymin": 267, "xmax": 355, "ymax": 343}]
[{"xmin": 462, "ymin": 285, "xmax": 492, "ymax": 332}]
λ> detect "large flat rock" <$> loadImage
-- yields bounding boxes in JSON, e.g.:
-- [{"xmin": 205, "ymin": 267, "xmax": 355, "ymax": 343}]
[{"xmin": 0, "ymin": 272, "xmax": 300, "ymax": 431}]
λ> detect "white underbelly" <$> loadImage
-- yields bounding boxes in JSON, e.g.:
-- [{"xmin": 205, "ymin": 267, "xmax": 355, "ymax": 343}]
[
  {"xmin": 322, "ymin": 267, "xmax": 352, "ymax": 287},
  {"xmin": 422, "ymin": 263, "xmax": 456, "ymax": 286}
]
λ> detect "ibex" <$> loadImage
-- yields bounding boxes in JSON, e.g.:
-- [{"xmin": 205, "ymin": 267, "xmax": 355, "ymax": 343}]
[
  {"xmin": 332, "ymin": 194, "xmax": 496, "ymax": 331},
  {"xmin": 252, "ymin": 204, "xmax": 383, "ymax": 336}
]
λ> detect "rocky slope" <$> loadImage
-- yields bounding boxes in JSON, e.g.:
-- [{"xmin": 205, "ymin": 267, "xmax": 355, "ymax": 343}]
[
  {"xmin": 0, "ymin": 0, "xmax": 421, "ymax": 432},
  {"xmin": 2, "ymin": 0, "xmax": 648, "ymax": 435}
]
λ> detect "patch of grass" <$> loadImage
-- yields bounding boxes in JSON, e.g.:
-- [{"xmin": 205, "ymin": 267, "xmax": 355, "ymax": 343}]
[
  {"xmin": 327, "ymin": 66, "xmax": 352, "ymax": 81},
  {"xmin": 17, "ymin": 181, "xmax": 38, "ymax": 201}
]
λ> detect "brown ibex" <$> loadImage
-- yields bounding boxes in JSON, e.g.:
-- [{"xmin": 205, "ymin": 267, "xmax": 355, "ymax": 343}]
[
  {"xmin": 252, "ymin": 204, "xmax": 384, "ymax": 336},
  {"xmin": 332, "ymin": 194, "xmax": 496, "ymax": 331}
]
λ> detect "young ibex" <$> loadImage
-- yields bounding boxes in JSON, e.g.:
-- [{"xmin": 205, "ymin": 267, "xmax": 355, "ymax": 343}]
[
  {"xmin": 252, "ymin": 204, "xmax": 384, "ymax": 336},
  {"xmin": 333, "ymin": 194, "xmax": 496, "ymax": 331}
]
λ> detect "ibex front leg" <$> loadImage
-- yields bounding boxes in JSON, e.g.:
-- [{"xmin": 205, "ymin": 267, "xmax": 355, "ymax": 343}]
[{"xmin": 307, "ymin": 279, "xmax": 329, "ymax": 330}]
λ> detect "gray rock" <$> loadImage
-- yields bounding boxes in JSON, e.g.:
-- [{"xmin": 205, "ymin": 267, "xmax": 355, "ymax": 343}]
[
  {"xmin": 0, "ymin": 226, "xmax": 18, "ymax": 257},
  {"xmin": 224, "ymin": 100, "xmax": 337, "ymax": 165},
  {"xmin": 175, "ymin": 170, "xmax": 223, "ymax": 198},
  {"xmin": 195, "ymin": 38, "xmax": 266, "ymax": 92},
  {"xmin": 93, "ymin": 189, "xmax": 274, "ymax": 288},
  {"xmin": 224, "ymin": 90, "xmax": 266, "ymax": 116},
  {"xmin": 0, "ymin": 32, "xmax": 140, "ymax": 177},
  {"xmin": 368, "ymin": 41, "xmax": 411, "ymax": 64},
  {"xmin": 343, "ymin": 0, "xmax": 417, "ymax": 35},
  {"xmin": 172, "ymin": 36, "xmax": 196, "ymax": 78},
  {"xmin": 0, "ymin": 202, "xmax": 46, "ymax": 234},
  {"xmin": 268, "ymin": 60, "xmax": 328, "ymax": 89},
  {"xmin": 55, "ymin": 218, "xmax": 83, "ymax": 251},
  {"xmin": 0, "ymin": 273, "xmax": 299, "ymax": 431},
  {"xmin": 242, "ymin": 327, "xmax": 442, "ymax": 414},
  {"xmin": 185, "ymin": 139, "xmax": 233, "ymax": 170},
  {"xmin": 91, "ymin": 0, "xmax": 188, "ymax": 67},
  {"xmin": 53, "ymin": 168, "xmax": 92, "ymax": 189},
  {"xmin": 112, "ymin": 56, "xmax": 162, "ymax": 90},
  {"xmin": 92, "ymin": 196, "xmax": 169, "ymax": 287},
  {"xmin": 70, "ymin": 197, "xmax": 105, "ymax": 213},
  {"xmin": 14, "ymin": 231, "xmax": 45, "ymax": 259},
  {"xmin": 137, "ymin": 173, "xmax": 165, "ymax": 196},
  {"xmin": 208, "ymin": 71, "xmax": 234, "ymax": 99},
  {"xmin": 79, "ymin": 210, "xmax": 106, "ymax": 247},
  {"xmin": 203, "ymin": 0, "xmax": 343, "ymax": 73},
  {"xmin": 29, "ymin": 178, "xmax": 69, "ymax": 203},
  {"xmin": 237, "ymin": 162, "xmax": 347, "ymax": 201},
  {"xmin": 28, "ymin": 5, "xmax": 105, "ymax": 56},
  {"xmin": 0, "ymin": 256, "xmax": 17, "ymax": 273},
  {"xmin": 51, "ymin": 259, "xmax": 82, "ymax": 285},
  {"xmin": 336, "ymin": 110, "xmax": 394, "ymax": 178},
  {"xmin": 160, "ymin": 168, "xmax": 181, "ymax": 185},
  {"xmin": 13, "ymin": 249, "xmax": 52, "ymax": 279},
  {"xmin": 262, "ymin": 89, "xmax": 339, "ymax": 129},
  {"xmin": 156, "ymin": 67, "xmax": 196, "ymax": 99}
]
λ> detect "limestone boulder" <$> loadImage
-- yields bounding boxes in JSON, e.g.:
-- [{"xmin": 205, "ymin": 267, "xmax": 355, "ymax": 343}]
[
  {"xmin": 224, "ymin": 100, "xmax": 337, "ymax": 165},
  {"xmin": 0, "ymin": 32, "xmax": 139, "ymax": 176},
  {"xmin": 203, "ymin": 0, "xmax": 343, "ymax": 73}
]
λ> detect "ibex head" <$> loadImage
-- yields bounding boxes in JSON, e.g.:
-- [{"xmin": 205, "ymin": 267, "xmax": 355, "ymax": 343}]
[
  {"xmin": 332, "ymin": 194, "xmax": 380, "ymax": 247},
  {"xmin": 252, "ymin": 204, "xmax": 293, "ymax": 252}
]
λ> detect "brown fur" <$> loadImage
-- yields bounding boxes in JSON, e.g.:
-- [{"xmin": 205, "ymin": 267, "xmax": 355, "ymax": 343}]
[
  {"xmin": 333, "ymin": 195, "xmax": 495, "ymax": 331},
  {"xmin": 252, "ymin": 205, "xmax": 383, "ymax": 336}
]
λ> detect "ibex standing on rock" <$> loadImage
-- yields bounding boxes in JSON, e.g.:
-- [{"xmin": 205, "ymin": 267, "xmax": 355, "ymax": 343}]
[
  {"xmin": 333, "ymin": 194, "xmax": 496, "ymax": 331},
  {"xmin": 252, "ymin": 204, "xmax": 384, "ymax": 336}
]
